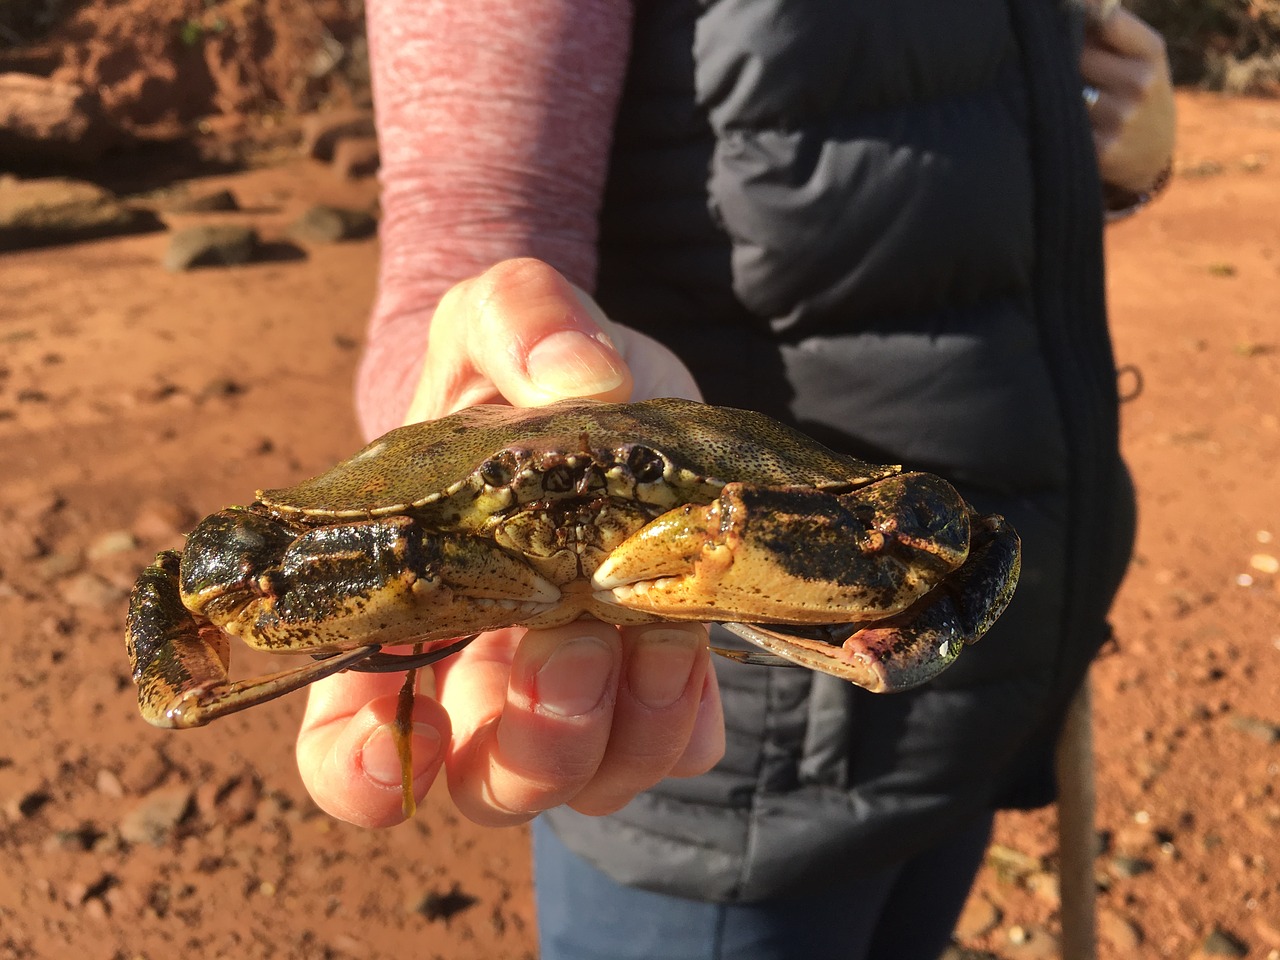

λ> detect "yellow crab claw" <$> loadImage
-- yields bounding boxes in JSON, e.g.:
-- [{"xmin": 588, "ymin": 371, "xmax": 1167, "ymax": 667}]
[{"xmin": 594, "ymin": 476, "xmax": 970, "ymax": 625}]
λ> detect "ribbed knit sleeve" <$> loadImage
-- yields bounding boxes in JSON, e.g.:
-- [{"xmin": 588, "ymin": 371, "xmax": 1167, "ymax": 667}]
[{"xmin": 356, "ymin": 0, "xmax": 633, "ymax": 439}]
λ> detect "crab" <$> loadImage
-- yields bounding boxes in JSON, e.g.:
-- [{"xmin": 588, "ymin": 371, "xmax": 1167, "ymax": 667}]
[{"xmin": 127, "ymin": 397, "xmax": 1019, "ymax": 737}]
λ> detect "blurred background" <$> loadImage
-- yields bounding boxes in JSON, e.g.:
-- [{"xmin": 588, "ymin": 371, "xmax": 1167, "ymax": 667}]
[{"xmin": 1, "ymin": 2, "xmax": 1278, "ymax": 958}]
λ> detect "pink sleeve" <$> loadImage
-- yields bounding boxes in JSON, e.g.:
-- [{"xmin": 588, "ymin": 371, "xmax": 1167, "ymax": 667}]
[{"xmin": 356, "ymin": 0, "xmax": 634, "ymax": 439}]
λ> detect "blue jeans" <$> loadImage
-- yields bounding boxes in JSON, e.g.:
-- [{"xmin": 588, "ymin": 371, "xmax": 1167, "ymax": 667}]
[{"xmin": 533, "ymin": 812, "xmax": 992, "ymax": 960}]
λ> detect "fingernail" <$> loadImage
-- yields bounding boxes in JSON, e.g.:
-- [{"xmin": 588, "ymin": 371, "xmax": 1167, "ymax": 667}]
[
  {"xmin": 526, "ymin": 330, "xmax": 626, "ymax": 398},
  {"xmin": 629, "ymin": 629, "xmax": 700, "ymax": 709},
  {"xmin": 534, "ymin": 636, "xmax": 615, "ymax": 717},
  {"xmin": 360, "ymin": 723, "xmax": 441, "ymax": 787}
]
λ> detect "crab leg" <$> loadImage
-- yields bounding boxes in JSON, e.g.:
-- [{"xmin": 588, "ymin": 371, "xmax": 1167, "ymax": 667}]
[{"xmin": 126, "ymin": 551, "xmax": 384, "ymax": 728}]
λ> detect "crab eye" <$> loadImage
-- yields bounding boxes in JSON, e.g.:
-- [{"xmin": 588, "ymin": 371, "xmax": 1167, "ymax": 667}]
[
  {"xmin": 543, "ymin": 464, "xmax": 576, "ymax": 493},
  {"xmin": 480, "ymin": 453, "xmax": 518, "ymax": 488},
  {"xmin": 627, "ymin": 445, "xmax": 666, "ymax": 483}
]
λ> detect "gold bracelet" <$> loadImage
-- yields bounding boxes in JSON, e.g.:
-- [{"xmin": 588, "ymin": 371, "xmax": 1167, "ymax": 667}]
[{"xmin": 1103, "ymin": 159, "xmax": 1173, "ymax": 223}]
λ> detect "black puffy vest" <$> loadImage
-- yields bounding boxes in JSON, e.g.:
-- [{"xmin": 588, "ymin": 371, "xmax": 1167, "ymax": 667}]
[{"xmin": 543, "ymin": 0, "xmax": 1134, "ymax": 901}]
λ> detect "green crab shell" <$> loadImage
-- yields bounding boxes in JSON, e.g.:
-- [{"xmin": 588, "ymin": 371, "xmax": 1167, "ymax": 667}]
[{"xmin": 256, "ymin": 397, "xmax": 901, "ymax": 520}]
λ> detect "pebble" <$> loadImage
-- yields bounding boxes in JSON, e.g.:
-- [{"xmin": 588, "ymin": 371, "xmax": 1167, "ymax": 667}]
[
  {"xmin": 1230, "ymin": 714, "xmax": 1280, "ymax": 744},
  {"xmin": 118, "ymin": 786, "xmax": 192, "ymax": 845},
  {"xmin": 299, "ymin": 108, "xmax": 376, "ymax": 161},
  {"xmin": 1109, "ymin": 855, "xmax": 1154, "ymax": 879},
  {"xmin": 954, "ymin": 893, "xmax": 1001, "ymax": 939},
  {"xmin": 63, "ymin": 572, "xmax": 125, "ymax": 610},
  {"xmin": 195, "ymin": 775, "xmax": 261, "ymax": 828},
  {"xmin": 1202, "ymin": 926, "xmax": 1249, "ymax": 957},
  {"xmin": 1005, "ymin": 925, "xmax": 1060, "ymax": 959},
  {"xmin": 1025, "ymin": 869, "xmax": 1060, "ymax": 907},
  {"xmin": 95, "ymin": 768, "xmax": 124, "ymax": 799},
  {"xmin": 159, "ymin": 188, "xmax": 239, "ymax": 213},
  {"xmin": 116, "ymin": 748, "xmax": 169, "ymax": 795},
  {"xmin": 331, "ymin": 135, "xmax": 380, "ymax": 179},
  {"xmin": 163, "ymin": 225, "xmax": 258, "ymax": 271},
  {"xmin": 287, "ymin": 204, "xmax": 377, "ymax": 244},
  {"xmin": 1098, "ymin": 908, "xmax": 1145, "ymax": 950},
  {"xmin": 86, "ymin": 529, "xmax": 137, "ymax": 559},
  {"xmin": 985, "ymin": 844, "xmax": 1043, "ymax": 883},
  {"xmin": 1251, "ymin": 553, "xmax": 1279, "ymax": 574}
]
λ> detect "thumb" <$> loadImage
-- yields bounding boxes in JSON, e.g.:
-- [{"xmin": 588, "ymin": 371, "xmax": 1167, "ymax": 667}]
[{"xmin": 408, "ymin": 259, "xmax": 634, "ymax": 422}]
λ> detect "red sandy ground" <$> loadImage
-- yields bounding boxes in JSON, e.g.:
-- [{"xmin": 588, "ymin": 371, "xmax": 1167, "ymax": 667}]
[{"xmin": 0, "ymin": 91, "xmax": 1277, "ymax": 960}]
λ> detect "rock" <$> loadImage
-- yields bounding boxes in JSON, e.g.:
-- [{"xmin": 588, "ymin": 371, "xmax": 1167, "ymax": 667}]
[
  {"xmin": 63, "ymin": 572, "xmax": 126, "ymax": 610},
  {"xmin": 118, "ymin": 786, "xmax": 192, "ymax": 845},
  {"xmin": 1098, "ymin": 908, "xmax": 1144, "ymax": 950},
  {"xmin": 159, "ymin": 187, "xmax": 240, "ymax": 213},
  {"xmin": 195, "ymin": 775, "xmax": 261, "ymax": 828},
  {"xmin": 0, "ymin": 176, "xmax": 160, "ymax": 252},
  {"xmin": 331, "ymin": 135, "xmax": 380, "ymax": 179},
  {"xmin": 954, "ymin": 893, "xmax": 1001, "ymax": 939},
  {"xmin": 1202, "ymin": 926, "xmax": 1249, "ymax": 957},
  {"xmin": 1230, "ymin": 713, "xmax": 1280, "ymax": 744},
  {"xmin": 1108, "ymin": 854, "xmax": 1154, "ymax": 878},
  {"xmin": 0, "ymin": 73, "xmax": 120, "ymax": 165},
  {"xmin": 163, "ymin": 225, "xmax": 258, "ymax": 271},
  {"xmin": 287, "ymin": 204, "xmax": 377, "ymax": 243},
  {"xmin": 1005, "ymin": 925, "xmax": 1060, "ymax": 959},
  {"xmin": 1025, "ymin": 869, "xmax": 1060, "ymax": 907},
  {"xmin": 300, "ymin": 108, "xmax": 376, "ymax": 161},
  {"xmin": 86, "ymin": 530, "xmax": 138, "ymax": 560},
  {"xmin": 116, "ymin": 748, "xmax": 169, "ymax": 795},
  {"xmin": 95, "ymin": 769, "xmax": 125, "ymax": 799}
]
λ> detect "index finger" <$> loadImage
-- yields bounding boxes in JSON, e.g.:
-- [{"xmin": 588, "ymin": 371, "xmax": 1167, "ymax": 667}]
[{"xmin": 1088, "ymin": 6, "xmax": 1166, "ymax": 62}]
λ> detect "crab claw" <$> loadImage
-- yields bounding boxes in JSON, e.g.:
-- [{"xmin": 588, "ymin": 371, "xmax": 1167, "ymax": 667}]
[
  {"xmin": 722, "ymin": 513, "xmax": 1021, "ymax": 691},
  {"xmin": 593, "ymin": 475, "xmax": 971, "ymax": 624}
]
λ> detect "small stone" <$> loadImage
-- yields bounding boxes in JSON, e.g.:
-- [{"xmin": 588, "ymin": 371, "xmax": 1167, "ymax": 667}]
[
  {"xmin": 299, "ymin": 108, "xmax": 376, "ymax": 161},
  {"xmin": 117, "ymin": 748, "xmax": 168, "ymax": 795},
  {"xmin": 86, "ymin": 530, "xmax": 138, "ymax": 560},
  {"xmin": 1098, "ymin": 909, "xmax": 1144, "ymax": 950},
  {"xmin": 1252, "ymin": 553, "xmax": 1280, "ymax": 574},
  {"xmin": 1231, "ymin": 714, "xmax": 1280, "ymax": 744},
  {"xmin": 159, "ymin": 188, "xmax": 239, "ymax": 213},
  {"xmin": 196, "ymin": 775, "xmax": 261, "ymax": 828},
  {"xmin": 954, "ymin": 893, "xmax": 1001, "ymax": 939},
  {"xmin": 986, "ymin": 844, "xmax": 1043, "ymax": 882},
  {"xmin": 1202, "ymin": 926, "xmax": 1249, "ymax": 957},
  {"xmin": 118, "ymin": 786, "xmax": 192, "ymax": 845},
  {"xmin": 1025, "ymin": 869, "xmax": 1060, "ymax": 907},
  {"xmin": 163, "ymin": 225, "xmax": 258, "ymax": 271},
  {"xmin": 7, "ymin": 789, "xmax": 51, "ymax": 819},
  {"xmin": 331, "ymin": 136, "xmax": 380, "ymax": 179},
  {"xmin": 0, "ymin": 175, "xmax": 159, "ymax": 251},
  {"xmin": 95, "ymin": 769, "xmax": 124, "ymax": 799},
  {"xmin": 1109, "ymin": 855, "xmax": 1154, "ymax": 878},
  {"xmin": 288, "ymin": 204, "xmax": 377, "ymax": 244},
  {"xmin": 63, "ymin": 572, "xmax": 126, "ymax": 610},
  {"xmin": 1005, "ymin": 925, "xmax": 1059, "ymax": 959}
]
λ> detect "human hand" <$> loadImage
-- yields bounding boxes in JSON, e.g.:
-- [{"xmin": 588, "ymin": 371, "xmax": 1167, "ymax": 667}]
[
  {"xmin": 1081, "ymin": 5, "xmax": 1176, "ymax": 194},
  {"xmin": 295, "ymin": 258, "xmax": 725, "ymax": 828}
]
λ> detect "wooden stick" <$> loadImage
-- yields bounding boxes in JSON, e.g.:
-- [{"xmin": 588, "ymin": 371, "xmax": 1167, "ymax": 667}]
[{"xmin": 1056, "ymin": 677, "xmax": 1098, "ymax": 960}]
